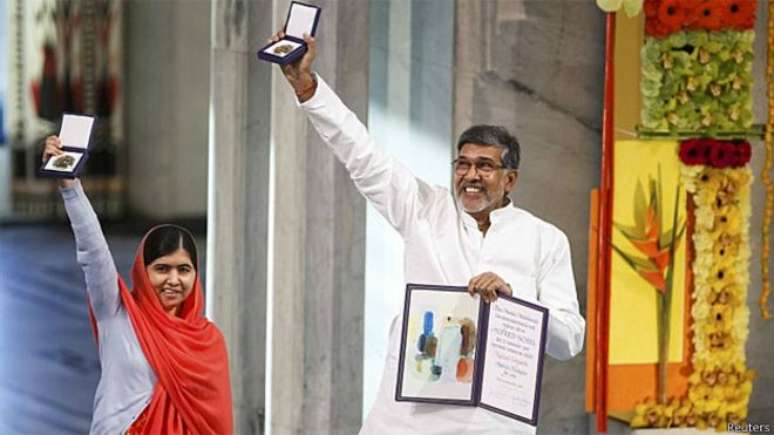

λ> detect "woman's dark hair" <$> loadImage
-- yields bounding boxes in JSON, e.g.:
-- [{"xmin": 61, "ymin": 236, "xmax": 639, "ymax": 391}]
[{"xmin": 143, "ymin": 225, "xmax": 198, "ymax": 268}]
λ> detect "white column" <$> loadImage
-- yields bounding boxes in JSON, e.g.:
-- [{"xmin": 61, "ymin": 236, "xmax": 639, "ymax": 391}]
[
  {"xmin": 209, "ymin": 1, "xmax": 368, "ymax": 434},
  {"xmin": 269, "ymin": 0, "xmax": 367, "ymax": 433},
  {"xmin": 208, "ymin": 1, "xmax": 273, "ymax": 433}
]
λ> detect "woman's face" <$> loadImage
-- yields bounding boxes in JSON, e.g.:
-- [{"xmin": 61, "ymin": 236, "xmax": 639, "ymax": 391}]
[{"xmin": 146, "ymin": 248, "xmax": 196, "ymax": 315}]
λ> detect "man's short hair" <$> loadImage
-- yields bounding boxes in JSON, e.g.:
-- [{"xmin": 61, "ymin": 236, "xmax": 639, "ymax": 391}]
[{"xmin": 456, "ymin": 125, "xmax": 521, "ymax": 170}]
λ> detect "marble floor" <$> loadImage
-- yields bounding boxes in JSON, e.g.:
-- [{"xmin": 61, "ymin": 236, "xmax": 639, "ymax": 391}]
[{"xmin": 0, "ymin": 225, "xmax": 202, "ymax": 434}]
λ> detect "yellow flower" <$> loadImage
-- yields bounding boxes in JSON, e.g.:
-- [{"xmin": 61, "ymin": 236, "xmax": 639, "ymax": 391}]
[
  {"xmin": 679, "ymin": 163, "xmax": 754, "ymax": 428},
  {"xmin": 695, "ymin": 185, "xmax": 718, "ymax": 207},
  {"xmin": 712, "ymin": 206, "xmax": 743, "ymax": 236},
  {"xmin": 726, "ymin": 168, "xmax": 751, "ymax": 187},
  {"xmin": 708, "ymin": 262, "xmax": 737, "ymax": 289},
  {"xmin": 713, "ymin": 240, "xmax": 739, "ymax": 266},
  {"xmin": 713, "ymin": 286, "xmax": 741, "ymax": 308},
  {"xmin": 689, "ymin": 383, "xmax": 711, "ymax": 410},
  {"xmin": 695, "ymin": 205, "xmax": 716, "ymax": 230},
  {"xmin": 692, "ymin": 297, "xmax": 711, "ymax": 321},
  {"xmin": 711, "ymin": 414, "xmax": 726, "ymax": 431},
  {"xmin": 710, "ymin": 304, "xmax": 733, "ymax": 330},
  {"xmin": 697, "ymin": 168, "xmax": 723, "ymax": 191},
  {"xmin": 732, "ymin": 305, "xmax": 750, "ymax": 344},
  {"xmin": 681, "ymin": 165, "xmax": 704, "ymax": 188},
  {"xmin": 630, "ymin": 414, "xmax": 648, "ymax": 428},
  {"xmin": 672, "ymin": 399, "xmax": 692, "ymax": 427}
]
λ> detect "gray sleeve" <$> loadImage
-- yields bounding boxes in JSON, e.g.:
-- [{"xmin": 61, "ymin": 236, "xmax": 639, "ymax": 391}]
[{"xmin": 60, "ymin": 180, "xmax": 121, "ymax": 320}]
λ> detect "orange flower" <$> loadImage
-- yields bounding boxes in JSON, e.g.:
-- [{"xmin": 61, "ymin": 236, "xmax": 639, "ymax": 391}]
[
  {"xmin": 646, "ymin": 19, "xmax": 672, "ymax": 38},
  {"xmin": 613, "ymin": 175, "xmax": 684, "ymax": 295},
  {"xmin": 639, "ymin": 266, "xmax": 668, "ymax": 292},
  {"xmin": 690, "ymin": 0, "xmax": 725, "ymax": 31},
  {"xmin": 657, "ymin": 0, "xmax": 686, "ymax": 29},
  {"xmin": 656, "ymin": 0, "xmax": 686, "ymax": 34},
  {"xmin": 724, "ymin": 0, "xmax": 756, "ymax": 29}
]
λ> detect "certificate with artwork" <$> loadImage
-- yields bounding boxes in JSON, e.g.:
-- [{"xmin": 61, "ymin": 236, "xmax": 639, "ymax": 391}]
[
  {"xmin": 395, "ymin": 283, "xmax": 549, "ymax": 426},
  {"xmin": 39, "ymin": 113, "xmax": 95, "ymax": 178}
]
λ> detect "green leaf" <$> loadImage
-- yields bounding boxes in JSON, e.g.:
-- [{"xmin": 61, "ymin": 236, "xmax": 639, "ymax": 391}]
[
  {"xmin": 611, "ymin": 243, "xmax": 659, "ymax": 272},
  {"xmin": 670, "ymin": 33, "xmax": 688, "ymax": 49},
  {"xmin": 622, "ymin": 0, "xmax": 643, "ymax": 17},
  {"xmin": 643, "ymin": 43, "xmax": 661, "ymax": 64},
  {"xmin": 596, "ymin": 0, "xmax": 623, "ymax": 12},
  {"xmin": 687, "ymin": 31, "xmax": 708, "ymax": 48},
  {"xmin": 642, "ymin": 81, "xmax": 662, "ymax": 98},
  {"xmin": 706, "ymin": 41, "xmax": 723, "ymax": 54}
]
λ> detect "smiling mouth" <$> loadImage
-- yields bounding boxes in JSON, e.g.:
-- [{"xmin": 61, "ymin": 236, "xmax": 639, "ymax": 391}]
[
  {"xmin": 160, "ymin": 289, "xmax": 182, "ymax": 297},
  {"xmin": 460, "ymin": 185, "xmax": 485, "ymax": 195}
]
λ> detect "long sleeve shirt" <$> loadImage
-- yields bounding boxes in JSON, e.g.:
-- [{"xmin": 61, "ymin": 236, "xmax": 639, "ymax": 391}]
[
  {"xmin": 61, "ymin": 181, "xmax": 155, "ymax": 434},
  {"xmin": 299, "ymin": 76, "xmax": 586, "ymax": 434}
]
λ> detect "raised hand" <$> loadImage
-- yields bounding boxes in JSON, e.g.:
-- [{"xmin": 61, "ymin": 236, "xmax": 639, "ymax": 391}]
[{"xmin": 268, "ymin": 30, "xmax": 317, "ymax": 102}]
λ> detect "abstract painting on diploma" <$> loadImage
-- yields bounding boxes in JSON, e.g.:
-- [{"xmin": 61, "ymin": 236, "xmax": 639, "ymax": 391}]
[{"xmin": 397, "ymin": 285, "xmax": 482, "ymax": 403}]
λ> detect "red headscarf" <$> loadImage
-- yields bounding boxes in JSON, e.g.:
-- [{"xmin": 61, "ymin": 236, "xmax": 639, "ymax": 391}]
[{"xmin": 93, "ymin": 227, "xmax": 233, "ymax": 434}]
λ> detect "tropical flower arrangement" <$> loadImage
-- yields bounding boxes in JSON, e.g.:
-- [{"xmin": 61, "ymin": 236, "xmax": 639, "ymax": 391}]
[
  {"xmin": 641, "ymin": 30, "xmax": 754, "ymax": 133},
  {"xmin": 613, "ymin": 170, "xmax": 685, "ymax": 406},
  {"xmin": 594, "ymin": 1, "xmax": 761, "ymax": 429},
  {"xmin": 631, "ymin": 146, "xmax": 755, "ymax": 429},
  {"xmin": 644, "ymin": 0, "xmax": 757, "ymax": 38}
]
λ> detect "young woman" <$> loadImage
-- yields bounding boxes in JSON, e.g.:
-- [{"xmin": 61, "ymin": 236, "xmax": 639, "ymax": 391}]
[{"xmin": 44, "ymin": 136, "xmax": 233, "ymax": 434}]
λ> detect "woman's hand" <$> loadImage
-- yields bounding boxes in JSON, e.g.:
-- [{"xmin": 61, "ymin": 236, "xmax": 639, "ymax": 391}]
[
  {"xmin": 267, "ymin": 30, "xmax": 317, "ymax": 102},
  {"xmin": 43, "ymin": 135, "xmax": 76, "ymax": 188}
]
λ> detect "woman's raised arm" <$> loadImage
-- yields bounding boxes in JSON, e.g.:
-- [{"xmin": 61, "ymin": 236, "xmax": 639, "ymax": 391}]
[{"xmin": 45, "ymin": 136, "xmax": 121, "ymax": 321}]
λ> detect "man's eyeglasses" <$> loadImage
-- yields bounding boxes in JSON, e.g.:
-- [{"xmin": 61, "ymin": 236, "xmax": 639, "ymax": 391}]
[{"xmin": 452, "ymin": 158, "xmax": 506, "ymax": 176}]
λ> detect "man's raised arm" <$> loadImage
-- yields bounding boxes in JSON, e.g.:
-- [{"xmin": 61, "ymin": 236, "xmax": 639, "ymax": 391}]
[{"xmin": 269, "ymin": 31, "xmax": 441, "ymax": 235}]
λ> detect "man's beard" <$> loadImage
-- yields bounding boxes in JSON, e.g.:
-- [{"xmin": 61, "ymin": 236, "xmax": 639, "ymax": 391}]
[{"xmin": 455, "ymin": 182, "xmax": 495, "ymax": 214}]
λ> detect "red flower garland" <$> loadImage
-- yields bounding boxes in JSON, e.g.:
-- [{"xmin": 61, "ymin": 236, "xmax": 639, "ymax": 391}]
[
  {"xmin": 645, "ymin": 0, "xmax": 756, "ymax": 38},
  {"xmin": 679, "ymin": 139, "xmax": 751, "ymax": 168},
  {"xmin": 692, "ymin": 1, "xmax": 725, "ymax": 32},
  {"xmin": 725, "ymin": 0, "xmax": 757, "ymax": 28}
]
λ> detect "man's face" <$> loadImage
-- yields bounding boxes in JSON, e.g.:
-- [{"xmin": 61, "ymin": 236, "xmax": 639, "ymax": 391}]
[{"xmin": 453, "ymin": 143, "xmax": 518, "ymax": 219}]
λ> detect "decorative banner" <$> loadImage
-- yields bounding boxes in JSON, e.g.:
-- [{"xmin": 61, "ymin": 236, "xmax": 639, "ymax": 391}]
[
  {"xmin": 610, "ymin": 140, "xmax": 687, "ymax": 365},
  {"xmin": 629, "ymin": 153, "xmax": 757, "ymax": 430},
  {"xmin": 590, "ymin": 1, "xmax": 760, "ymax": 431}
]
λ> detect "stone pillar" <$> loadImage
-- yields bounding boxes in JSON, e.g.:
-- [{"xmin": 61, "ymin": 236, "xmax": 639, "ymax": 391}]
[
  {"xmin": 208, "ymin": 1, "xmax": 273, "ymax": 433},
  {"xmin": 125, "ymin": 1, "xmax": 210, "ymax": 219},
  {"xmin": 208, "ymin": 0, "xmax": 367, "ymax": 434},
  {"xmin": 269, "ymin": 0, "xmax": 367, "ymax": 433}
]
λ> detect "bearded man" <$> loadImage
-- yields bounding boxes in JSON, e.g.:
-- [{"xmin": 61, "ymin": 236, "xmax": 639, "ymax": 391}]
[{"xmin": 269, "ymin": 31, "xmax": 585, "ymax": 435}]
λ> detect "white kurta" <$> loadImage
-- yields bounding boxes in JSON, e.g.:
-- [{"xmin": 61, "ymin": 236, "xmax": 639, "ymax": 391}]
[{"xmin": 299, "ymin": 76, "xmax": 586, "ymax": 435}]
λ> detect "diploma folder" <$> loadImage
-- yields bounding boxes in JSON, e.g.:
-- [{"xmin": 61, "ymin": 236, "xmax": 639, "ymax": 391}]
[
  {"xmin": 38, "ymin": 114, "xmax": 95, "ymax": 179},
  {"xmin": 257, "ymin": 1, "xmax": 321, "ymax": 65},
  {"xmin": 395, "ymin": 284, "xmax": 549, "ymax": 426}
]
